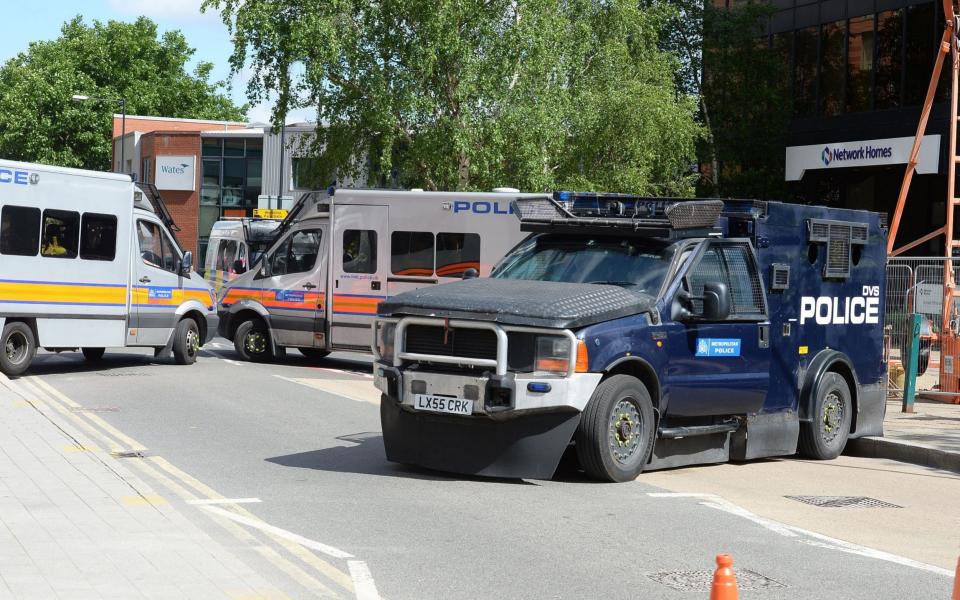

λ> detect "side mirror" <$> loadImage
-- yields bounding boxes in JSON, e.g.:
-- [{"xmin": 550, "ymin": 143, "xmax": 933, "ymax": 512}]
[
  {"xmin": 179, "ymin": 251, "xmax": 193, "ymax": 277},
  {"xmin": 233, "ymin": 259, "xmax": 247, "ymax": 274},
  {"xmin": 702, "ymin": 281, "xmax": 731, "ymax": 321},
  {"xmin": 462, "ymin": 267, "xmax": 480, "ymax": 280}
]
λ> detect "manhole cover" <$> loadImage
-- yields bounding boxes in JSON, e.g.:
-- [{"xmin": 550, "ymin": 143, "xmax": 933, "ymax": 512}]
[
  {"xmin": 785, "ymin": 495, "xmax": 902, "ymax": 508},
  {"xmin": 647, "ymin": 569, "xmax": 786, "ymax": 591},
  {"xmin": 111, "ymin": 450, "xmax": 147, "ymax": 459},
  {"xmin": 70, "ymin": 407, "xmax": 119, "ymax": 413}
]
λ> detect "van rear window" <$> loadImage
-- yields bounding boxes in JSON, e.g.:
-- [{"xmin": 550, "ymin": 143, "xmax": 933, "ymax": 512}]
[
  {"xmin": 0, "ymin": 205, "xmax": 41, "ymax": 256},
  {"xmin": 41, "ymin": 209, "xmax": 80, "ymax": 259}
]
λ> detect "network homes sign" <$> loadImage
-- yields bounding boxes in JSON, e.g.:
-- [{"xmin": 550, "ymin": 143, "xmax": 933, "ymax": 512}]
[
  {"xmin": 785, "ymin": 135, "xmax": 940, "ymax": 181},
  {"xmin": 155, "ymin": 155, "xmax": 196, "ymax": 191}
]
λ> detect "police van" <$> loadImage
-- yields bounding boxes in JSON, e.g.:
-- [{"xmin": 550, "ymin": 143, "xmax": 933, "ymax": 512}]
[
  {"xmin": 217, "ymin": 188, "xmax": 542, "ymax": 362},
  {"xmin": 203, "ymin": 215, "xmax": 284, "ymax": 294},
  {"xmin": 0, "ymin": 159, "xmax": 218, "ymax": 376},
  {"xmin": 373, "ymin": 193, "xmax": 887, "ymax": 481}
]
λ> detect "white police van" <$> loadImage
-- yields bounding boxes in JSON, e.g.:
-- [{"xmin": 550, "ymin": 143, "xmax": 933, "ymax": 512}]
[
  {"xmin": 0, "ymin": 159, "xmax": 218, "ymax": 376},
  {"xmin": 218, "ymin": 188, "xmax": 543, "ymax": 361}
]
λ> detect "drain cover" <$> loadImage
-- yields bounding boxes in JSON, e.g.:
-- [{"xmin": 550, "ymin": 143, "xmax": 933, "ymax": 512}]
[
  {"xmin": 648, "ymin": 569, "xmax": 786, "ymax": 591},
  {"xmin": 785, "ymin": 495, "xmax": 902, "ymax": 508},
  {"xmin": 70, "ymin": 407, "xmax": 119, "ymax": 413}
]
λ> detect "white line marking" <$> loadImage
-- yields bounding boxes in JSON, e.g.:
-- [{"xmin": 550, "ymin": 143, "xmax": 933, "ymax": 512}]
[
  {"xmin": 318, "ymin": 367, "xmax": 374, "ymax": 379},
  {"xmin": 648, "ymin": 492, "xmax": 952, "ymax": 576},
  {"xmin": 200, "ymin": 505, "xmax": 353, "ymax": 559},
  {"xmin": 187, "ymin": 497, "xmax": 262, "ymax": 505},
  {"xmin": 347, "ymin": 560, "xmax": 382, "ymax": 600},
  {"xmin": 201, "ymin": 349, "xmax": 242, "ymax": 366}
]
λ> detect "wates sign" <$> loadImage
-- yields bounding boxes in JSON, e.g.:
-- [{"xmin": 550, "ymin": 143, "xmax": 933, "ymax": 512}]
[{"xmin": 155, "ymin": 155, "xmax": 196, "ymax": 191}]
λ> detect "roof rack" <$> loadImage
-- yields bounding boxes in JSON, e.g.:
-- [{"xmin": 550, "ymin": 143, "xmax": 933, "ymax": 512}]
[{"xmin": 511, "ymin": 192, "xmax": 725, "ymax": 239}]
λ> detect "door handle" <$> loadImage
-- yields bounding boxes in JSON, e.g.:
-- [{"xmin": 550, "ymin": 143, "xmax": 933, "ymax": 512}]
[
  {"xmin": 371, "ymin": 281, "xmax": 381, "ymax": 291},
  {"xmin": 139, "ymin": 277, "xmax": 151, "ymax": 284},
  {"xmin": 303, "ymin": 282, "xmax": 317, "ymax": 290},
  {"xmin": 758, "ymin": 323, "xmax": 770, "ymax": 349}
]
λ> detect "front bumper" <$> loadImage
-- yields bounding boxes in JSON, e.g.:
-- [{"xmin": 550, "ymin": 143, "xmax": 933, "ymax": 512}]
[{"xmin": 375, "ymin": 363, "xmax": 602, "ymax": 479}]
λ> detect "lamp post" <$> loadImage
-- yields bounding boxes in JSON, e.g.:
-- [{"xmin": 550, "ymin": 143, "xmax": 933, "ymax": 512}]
[{"xmin": 72, "ymin": 95, "xmax": 127, "ymax": 175}]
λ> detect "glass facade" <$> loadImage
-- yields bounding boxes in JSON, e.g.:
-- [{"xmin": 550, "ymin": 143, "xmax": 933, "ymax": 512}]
[
  {"xmin": 199, "ymin": 137, "xmax": 263, "ymax": 259},
  {"xmin": 773, "ymin": 2, "xmax": 942, "ymax": 117}
]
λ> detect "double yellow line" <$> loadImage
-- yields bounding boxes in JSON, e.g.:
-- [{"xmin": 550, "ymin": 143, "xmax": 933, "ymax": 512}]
[{"xmin": 2, "ymin": 373, "xmax": 356, "ymax": 600}]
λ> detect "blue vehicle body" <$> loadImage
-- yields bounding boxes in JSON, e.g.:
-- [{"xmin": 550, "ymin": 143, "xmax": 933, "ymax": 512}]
[{"xmin": 373, "ymin": 194, "xmax": 887, "ymax": 480}]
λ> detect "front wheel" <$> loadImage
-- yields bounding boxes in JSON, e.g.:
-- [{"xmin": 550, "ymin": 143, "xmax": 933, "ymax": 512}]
[
  {"xmin": 234, "ymin": 319, "xmax": 272, "ymax": 362},
  {"xmin": 798, "ymin": 372, "xmax": 852, "ymax": 460},
  {"xmin": 575, "ymin": 375, "xmax": 655, "ymax": 482},
  {"xmin": 1, "ymin": 322, "xmax": 36, "ymax": 377},
  {"xmin": 172, "ymin": 318, "xmax": 200, "ymax": 365}
]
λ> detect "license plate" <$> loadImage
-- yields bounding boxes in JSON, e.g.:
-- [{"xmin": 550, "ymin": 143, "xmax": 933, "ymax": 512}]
[{"xmin": 413, "ymin": 394, "xmax": 473, "ymax": 416}]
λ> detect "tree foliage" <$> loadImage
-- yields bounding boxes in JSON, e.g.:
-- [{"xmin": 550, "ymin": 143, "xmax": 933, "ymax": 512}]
[
  {"xmin": 0, "ymin": 17, "xmax": 247, "ymax": 170},
  {"xmin": 205, "ymin": 0, "xmax": 700, "ymax": 193}
]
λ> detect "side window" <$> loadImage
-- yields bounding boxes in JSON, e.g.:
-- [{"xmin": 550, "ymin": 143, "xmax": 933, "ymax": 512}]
[
  {"xmin": 41, "ymin": 209, "xmax": 80, "ymax": 259},
  {"xmin": 391, "ymin": 231, "xmax": 434, "ymax": 276},
  {"xmin": 271, "ymin": 230, "xmax": 321, "ymax": 276},
  {"xmin": 686, "ymin": 247, "xmax": 724, "ymax": 315},
  {"xmin": 138, "ymin": 220, "xmax": 179, "ymax": 273},
  {"xmin": 80, "ymin": 213, "xmax": 117, "ymax": 261},
  {"xmin": 343, "ymin": 229, "xmax": 377, "ymax": 274},
  {"xmin": 720, "ymin": 245, "xmax": 764, "ymax": 316},
  {"xmin": 216, "ymin": 240, "xmax": 239, "ymax": 271},
  {"xmin": 436, "ymin": 232, "xmax": 481, "ymax": 278},
  {"xmin": 0, "ymin": 205, "xmax": 41, "ymax": 256}
]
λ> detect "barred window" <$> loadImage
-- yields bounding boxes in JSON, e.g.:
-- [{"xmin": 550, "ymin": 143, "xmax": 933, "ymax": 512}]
[{"xmin": 686, "ymin": 243, "xmax": 765, "ymax": 319}]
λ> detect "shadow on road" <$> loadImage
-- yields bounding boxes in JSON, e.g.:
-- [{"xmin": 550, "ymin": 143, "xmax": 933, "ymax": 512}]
[
  {"xmin": 265, "ymin": 432, "xmax": 538, "ymax": 485},
  {"xmin": 24, "ymin": 352, "xmax": 161, "ymax": 376}
]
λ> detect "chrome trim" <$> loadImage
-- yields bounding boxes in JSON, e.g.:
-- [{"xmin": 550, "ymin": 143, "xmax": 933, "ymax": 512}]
[{"xmin": 392, "ymin": 316, "xmax": 578, "ymax": 377}]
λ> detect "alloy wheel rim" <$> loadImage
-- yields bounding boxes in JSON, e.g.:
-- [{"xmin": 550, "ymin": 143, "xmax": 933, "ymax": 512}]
[
  {"xmin": 821, "ymin": 390, "xmax": 844, "ymax": 444},
  {"xmin": 186, "ymin": 329, "xmax": 200, "ymax": 357},
  {"xmin": 244, "ymin": 330, "xmax": 266, "ymax": 355},
  {"xmin": 609, "ymin": 397, "xmax": 643, "ymax": 464}
]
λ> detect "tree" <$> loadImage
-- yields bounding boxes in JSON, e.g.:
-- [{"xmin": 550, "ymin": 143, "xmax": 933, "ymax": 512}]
[
  {"xmin": 0, "ymin": 17, "xmax": 247, "ymax": 171},
  {"xmin": 205, "ymin": 0, "xmax": 700, "ymax": 194}
]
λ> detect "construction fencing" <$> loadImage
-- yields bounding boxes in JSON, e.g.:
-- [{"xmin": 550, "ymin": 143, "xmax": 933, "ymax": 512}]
[{"xmin": 885, "ymin": 257, "xmax": 960, "ymax": 401}]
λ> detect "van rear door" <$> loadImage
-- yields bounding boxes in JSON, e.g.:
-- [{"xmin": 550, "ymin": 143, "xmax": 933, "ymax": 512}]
[{"xmin": 330, "ymin": 204, "xmax": 388, "ymax": 350}]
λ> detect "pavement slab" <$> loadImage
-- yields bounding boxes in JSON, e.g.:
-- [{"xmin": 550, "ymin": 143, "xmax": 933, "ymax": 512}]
[{"xmin": 850, "ymin": 398, "xmax": 960, "ymax": 472}]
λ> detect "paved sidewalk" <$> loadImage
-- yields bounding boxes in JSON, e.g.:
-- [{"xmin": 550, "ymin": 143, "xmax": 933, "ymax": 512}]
[
  {"xmin": 0, "ymin": 376, "xmax": 290, "ymax": 600},
  {"xmin": 849, "ymin": 398, "xmax": 960, "ymax": 473}
]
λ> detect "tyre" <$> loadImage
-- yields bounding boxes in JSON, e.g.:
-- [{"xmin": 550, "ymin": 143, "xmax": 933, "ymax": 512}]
[
  {"xmin": 81, "ymin": 347, "xmax": 105, "ymax": 362},
  {"xmin": 575, "ymin": 375, "xmax": 656, "ymax": 482},
  {"xmin": 298, "ymin": 347, "xmax": 330, "ymax": 361},
  {"xmin": 917, "ymin": 341, "xmax": 930, "ymax": 375},
  {"xmin": 798, "ymin": 372, "xmax": 852, "ymax": 460},
  {"xmin": 234, "ymin": 319, "xmax": 272, "ymax": 362},
  {"xmin": 172, "ymin": 318, "xmax": 200, "ymax": 365},
  {"xmin": 1, "ymin": 322, "xmax": 36, "ymax": 377}
]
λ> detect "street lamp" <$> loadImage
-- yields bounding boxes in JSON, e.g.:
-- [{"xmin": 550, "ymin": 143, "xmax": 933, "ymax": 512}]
[{"xmin": 72, "ymin": 94, "xmax": 127, "ymax": 175}]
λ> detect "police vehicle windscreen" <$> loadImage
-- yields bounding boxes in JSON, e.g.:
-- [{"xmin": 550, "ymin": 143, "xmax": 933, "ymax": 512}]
[{"xmin": 493, "ymin": 235, "xmax": 675, "ymax": 295}]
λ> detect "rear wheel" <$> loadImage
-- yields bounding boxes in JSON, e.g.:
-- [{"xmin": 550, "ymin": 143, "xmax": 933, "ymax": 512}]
[
  {"xmin": 234, "ymin": 319, "xmax": 272, "ymax": 362},
  {"xmin": 1, "ymin": 322, "xmax": 36, "ymax": 377},
  {"xmin": 798, "ymin": 372, "xmax": 852, "ymax": 460},
  {"xmin": 81, "ymin": 347, "xmax": 105, "ymax": 362},
  {"xmin": 298, "ymin": 347, "xmax": 330, "ymax": 361},
  {"xmin": 172, "ymin": 318, "xmax": 200, "ymax": 365},
  {"xmin": 575, "ymin": 375, "xmax": 655, "ymax": 482}
]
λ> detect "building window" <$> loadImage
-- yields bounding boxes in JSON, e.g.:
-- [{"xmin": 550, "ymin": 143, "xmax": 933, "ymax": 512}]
[
  {"xmin": 820, "ymin": 21, "xmax": 846, "ymax": 116},
  {"xmin": 794, "ymin": 26, "xmax": 818, "ymax": 116},
  {"xmin": 292, "ymin": 157, "xmax": 324, "ymax": 190},
  {"xmin": 197, "ymin": 137, "xmax": 265, "ymax": 257},
  {"xmin": 905, "ymin": 2, "xmax": 936, "ymax": 106},
  {"xmin": 847, "ymin": 15, "xmax": 875, "ymax": 112},
  {"xmin": 876, "ymin": 9, "xmax": 904, "ymax": 109}
]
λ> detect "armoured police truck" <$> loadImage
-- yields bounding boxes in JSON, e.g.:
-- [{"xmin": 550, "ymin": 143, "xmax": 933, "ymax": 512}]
[
  {"xmin": 373, "ymin": 193, "xmax": 886, "ymax": 481},
  {"xmin": 218, "ymin": 188, "xmax": 542, "ymax": 362},
  {"xmin": 0, "ymin": 159, "xmax": 218, "ymax": 377}
]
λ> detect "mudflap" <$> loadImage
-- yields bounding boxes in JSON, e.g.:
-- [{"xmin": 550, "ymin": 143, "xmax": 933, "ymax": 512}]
[
  {"xmin": 851, "ymin": 383, "xmax": 885, "ymax": 438},
  {"xmin": 646, "ymin": 432, "xmax": 731, "ymax": 471},
  {"xmin": 380, "ymin": 395, "xmax": 580, "ymax": 480}
]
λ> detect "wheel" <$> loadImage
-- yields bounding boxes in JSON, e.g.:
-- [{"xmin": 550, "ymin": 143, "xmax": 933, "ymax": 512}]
[
  {"xmin": 172, "ymin": 318, "xmax": 200, "ymax": 365},
  {"xmin": 575, "ymin": 375, "xmax": 656, "ymax": 482},
  {"xmin": 81, "ymin": 347, "xmax": 105, "ymax": 361},
  {"xmin": 1, "ymin": 322, "xmax": 36, "ymax": 377},
  {"xmin": 234, "ymin": 319, "xmax": 272, "ymax": 362},
  {"xmin": 917, "ymin": 341, "xmax": 930, "ymax": 375},
  {"xmin": 298, "ymin": 347, "xmax": 330, "ymax": 361},
  {"xmin": 798, "ymin": 372, "xmax": 852, "ymax": 460}
]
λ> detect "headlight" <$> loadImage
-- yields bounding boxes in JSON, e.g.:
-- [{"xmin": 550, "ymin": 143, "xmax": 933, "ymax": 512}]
[
  {"xmin": 375, "ymin": 321, "xmax": 397, "ymax": 362},
  {"xmin": 534, "ymin": 336, "xmax": 572, "ymax": 375}
]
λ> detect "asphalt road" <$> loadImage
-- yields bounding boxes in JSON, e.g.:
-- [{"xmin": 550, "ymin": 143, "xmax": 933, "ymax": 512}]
[{"xmin": 21, "ymin": 341, "xmax": 958, "ymax": 600}]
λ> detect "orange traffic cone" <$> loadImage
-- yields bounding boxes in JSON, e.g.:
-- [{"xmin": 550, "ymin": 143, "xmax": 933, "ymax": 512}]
[
  {"xmin": 952, "ymin": 556, "xmax": 959, "ymax": 600},
  {"xmin": 710, "ymin": 554, "xmax": 738, "ymax": 600}
]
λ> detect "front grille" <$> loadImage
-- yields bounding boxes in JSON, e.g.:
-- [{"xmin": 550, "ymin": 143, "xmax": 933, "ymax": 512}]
[{"xmin": 404, "ymin": 325, "xmax": 498, "ymax": 361}]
